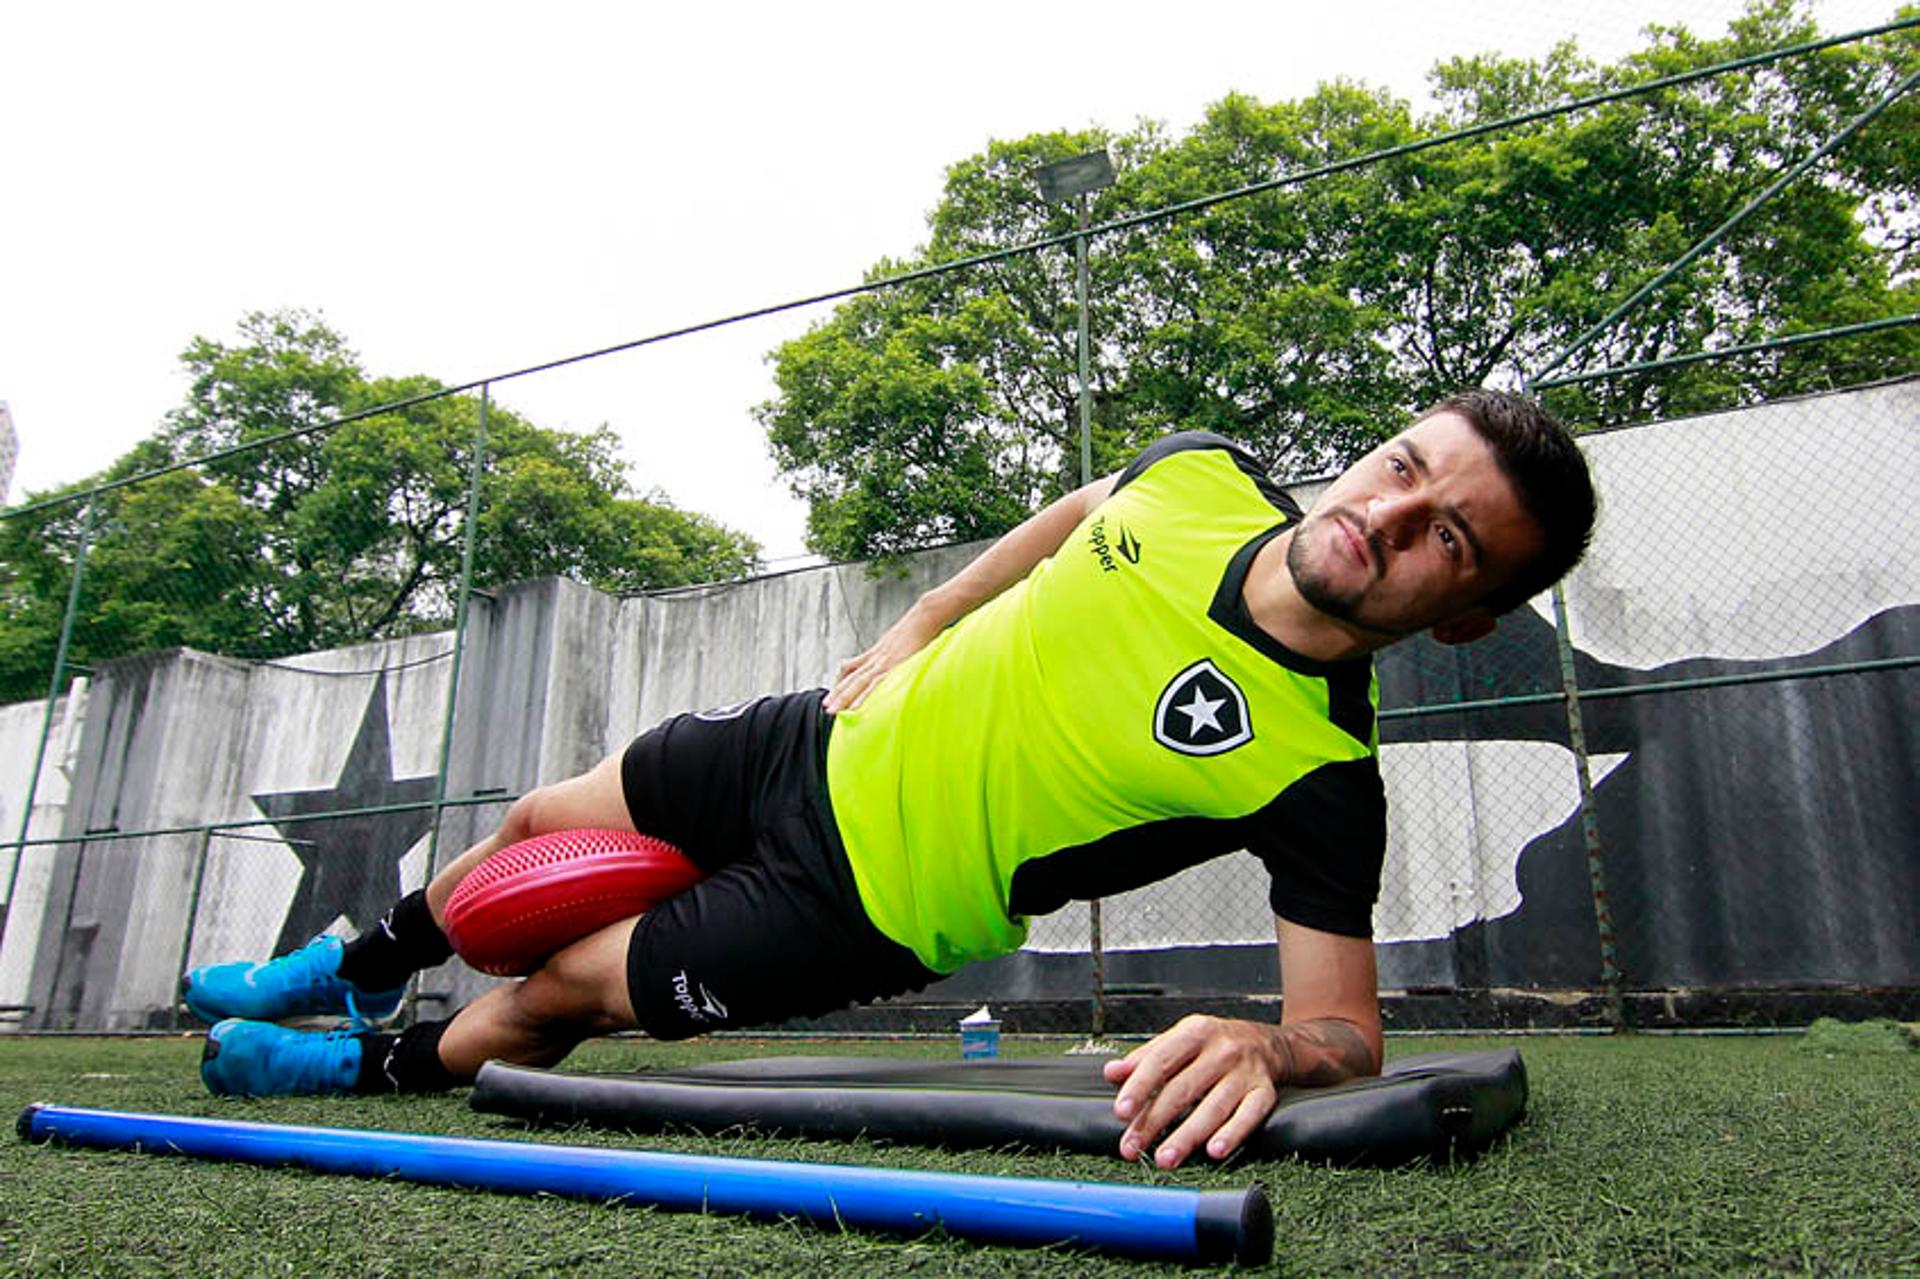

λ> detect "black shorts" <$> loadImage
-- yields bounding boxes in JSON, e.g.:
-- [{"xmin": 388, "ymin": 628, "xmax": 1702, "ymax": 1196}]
[{"xmin": 619, "ymin": 689, "xmax": 937, "ymax": 1039}]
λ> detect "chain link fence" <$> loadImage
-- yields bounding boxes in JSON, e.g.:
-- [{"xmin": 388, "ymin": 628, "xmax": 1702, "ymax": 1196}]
[{"xmin": 1, "ymin": 11, "xmax": 1915, "ymax": 1034}]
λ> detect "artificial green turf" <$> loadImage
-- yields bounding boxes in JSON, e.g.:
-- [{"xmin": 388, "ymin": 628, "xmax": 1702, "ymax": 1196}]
[{"xmin": 2, "ymin": 1031, "xmax": 1916, "ymax": 1276}]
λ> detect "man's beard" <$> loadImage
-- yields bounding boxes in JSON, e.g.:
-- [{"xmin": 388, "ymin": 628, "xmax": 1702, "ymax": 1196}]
[{"xmin": 1285, "ymin": 516, "xmax": 1401, "ymax": 639}]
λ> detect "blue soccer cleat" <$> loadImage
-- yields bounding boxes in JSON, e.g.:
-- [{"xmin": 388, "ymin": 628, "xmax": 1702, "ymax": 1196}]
[
  {"xmin": 182, "ymin": 934, "xmax": 405, "ymax": 1027},
  {"xmin": 201, "ymin": 1019, "xmax": 364, "ymax": 1097}
]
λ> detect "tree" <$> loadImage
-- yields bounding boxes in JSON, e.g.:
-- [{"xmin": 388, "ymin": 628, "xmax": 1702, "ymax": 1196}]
[
  {"xmin": 759, "ymin": 0, "xmax": 1919, "ymax": 561},
  {"xmin": 0, "ymin": 310, "xmax": 759, "ymax": 701}
]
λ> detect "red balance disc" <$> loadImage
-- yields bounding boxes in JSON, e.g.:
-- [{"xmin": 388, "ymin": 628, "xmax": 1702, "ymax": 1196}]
[{"xmin": 443, "ymin": 828, "xmax": 704, "ymax": 976}]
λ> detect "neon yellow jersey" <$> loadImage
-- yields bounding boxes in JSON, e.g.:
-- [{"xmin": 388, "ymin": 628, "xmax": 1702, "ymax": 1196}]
[{"xmin": 826, "ymin": 433, "xmax": 1386, "ymax": 973}]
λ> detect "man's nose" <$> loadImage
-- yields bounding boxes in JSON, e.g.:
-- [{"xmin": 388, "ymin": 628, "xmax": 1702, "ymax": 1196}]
[{"xmin": 1364, "ymin": 494, "xmax": 1425, "ymax": 547}]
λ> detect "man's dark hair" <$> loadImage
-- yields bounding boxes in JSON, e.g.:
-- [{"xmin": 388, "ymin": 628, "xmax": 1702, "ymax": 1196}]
[{"xmin": 1423, "ymin": 389, "xmax": 1596, "ymax": 615}]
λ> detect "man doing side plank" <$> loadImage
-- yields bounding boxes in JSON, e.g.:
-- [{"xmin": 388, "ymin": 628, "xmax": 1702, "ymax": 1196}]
[{"xmin": 185, "ymin": 389, "xmax": 1595, "ymax": 1170}]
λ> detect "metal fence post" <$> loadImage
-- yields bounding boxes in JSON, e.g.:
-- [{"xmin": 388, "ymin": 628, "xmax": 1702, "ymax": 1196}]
[
  {"xmin": 171, "ymin": 827, "xmax": 214, "ymax": 1031},
  {"xmin": 1550, "ymin": 582, "xmax": 1625, "ymax": 1030},
  {"xmin": 0, "ymin": 495, "xmax": 97, "ymax": 960},
  {"xmin": 1070, "ymin": 207, "xmax": 1110, "ymax": 1039},
  {"xmin": 40, "ymin": 829, "xmax": 97, "ymax": 1030},
  {"xmin": 429, "ymin": 386, "xmax": 490, "ymax": 877}
]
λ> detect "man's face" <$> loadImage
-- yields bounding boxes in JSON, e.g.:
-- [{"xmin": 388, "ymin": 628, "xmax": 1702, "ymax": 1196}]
[{"xmin": 1285, "ymin": 410, "xmax": 1544, "ymax": 640}]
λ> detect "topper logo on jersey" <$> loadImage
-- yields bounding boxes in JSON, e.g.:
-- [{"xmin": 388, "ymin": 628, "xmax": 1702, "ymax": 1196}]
[
  {"xmin": 1154, "ymin": 659, "xmax": 1253, "ymax": 756},
  {"xmin": 1087, "ymin": 516, "xmax": 1142, "ymax": 573}
]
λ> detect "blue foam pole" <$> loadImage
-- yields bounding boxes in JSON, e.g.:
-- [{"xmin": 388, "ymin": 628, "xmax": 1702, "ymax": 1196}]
[{"xmin": 17, "ymin": 1104, "xmax": 1270, "ymax": 1265}]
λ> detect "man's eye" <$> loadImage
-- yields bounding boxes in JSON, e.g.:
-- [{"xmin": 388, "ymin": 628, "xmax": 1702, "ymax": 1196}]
[{"xmin": 1437, "ymin": 526, "xmax": 1458, "ymax": 554}]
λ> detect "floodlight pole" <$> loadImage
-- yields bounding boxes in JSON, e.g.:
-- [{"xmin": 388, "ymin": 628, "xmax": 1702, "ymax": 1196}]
[
  {"xmin": 1069, "ymin": 190, "xmax": 1105, "ymax": 1037},
  {"xmin": 1074, "ymin": 191, "xmax": 1094, "ymax": 485},
  {"xmin": 1036, "ymin": 149, "xmax": 1115, "ymax": 488},
  {"xmin": 1037, "ymin": 149, "xmax": 1116, "ymax": 1037}
]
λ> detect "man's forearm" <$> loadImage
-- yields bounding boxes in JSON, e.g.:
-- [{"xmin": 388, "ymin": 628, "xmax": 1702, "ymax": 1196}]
[
  {"xmin": 1273, "ymin": 1016, "xmax": 1381, "ymax": 1086},
  {"xmin": 915, "ymin": 475, "xmax": 1115, "ymax": 628},
  {"xmin": 823, "ymin": 473, "xmax": 1119, "ymax": 714}
]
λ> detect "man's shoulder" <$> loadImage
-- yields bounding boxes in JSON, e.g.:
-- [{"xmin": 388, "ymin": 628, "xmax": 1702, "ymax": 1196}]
[
  {"xmin": 1113, "ymin": 431, "xmax": 1299, "ymax": 519},
  {"xmin": 1113, "ymin": 430, "xmax": 1255, "ymax": 490}
]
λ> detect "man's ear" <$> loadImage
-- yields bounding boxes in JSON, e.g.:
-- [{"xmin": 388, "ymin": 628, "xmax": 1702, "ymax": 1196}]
[{"xmin": 1429, "ymin": 609, "xmax": 1497, "ymax": 647}]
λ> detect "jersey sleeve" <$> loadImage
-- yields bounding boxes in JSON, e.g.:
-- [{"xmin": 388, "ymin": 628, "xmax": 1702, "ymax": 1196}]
[{"xmin": 1241, "ymin": 756, "xmax": 1387, "ymax": 938}]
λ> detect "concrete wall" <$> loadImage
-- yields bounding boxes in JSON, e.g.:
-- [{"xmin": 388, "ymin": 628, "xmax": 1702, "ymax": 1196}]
[
  {"xmin": 0, "ymin": 679, "xmax": 84, "ymax": 1013},
  {"xmin": 0, "ymin": 548, "xmax": 975, "ymax": 1027},
  {"xmin": 0, "ymin": 380, "xmax": 1914, "ymax": 1028}
]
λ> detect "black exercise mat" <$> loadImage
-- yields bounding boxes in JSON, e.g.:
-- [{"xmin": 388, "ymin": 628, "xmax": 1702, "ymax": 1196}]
[{"xmin": 472, "ymin": 1047, "xmax": 1525, "ymax": 1165}]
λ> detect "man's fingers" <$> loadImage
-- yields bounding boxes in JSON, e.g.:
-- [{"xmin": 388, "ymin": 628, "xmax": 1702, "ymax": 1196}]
[
  {"xmin": 1203, "ymin": 1087, "xmax": 1276, "ymax": 1162},
  {"xmin": 838, "ymin": 677, "xmax": 876, "ymax": 711},
  {"xmin": 1112, "ymin": 1019, "xmax": 1220, "ymax": 1159},
  {"xmin": 1117, "ymin": 1049, "xmax": 1219, "ymax": 1159},
  {"xmin": 829, "ymin": 609, "xmax": 948, "ymax": 713},
  {"xmin": 1123, "ymin": 1068, "xmax": 1213, "ymax": 1158},
  {"xmin": 1109, "ymin": 1017, "xmax": 1292, "ymax": 1165},
  {"xmin": 1111, "ymin": 1028, "xmax": 1202, "ymax": 1121},
  {"xmin": 826, "ymin": 652, "xmax": 886, "ymax": 712},
  {"xmin": 1149, "ymin": 1074, "xmax": 1276, "ymax": 1169},
  {"xmin": 825, "ymin": 672, "xmax": 869, "ymax": 714}
]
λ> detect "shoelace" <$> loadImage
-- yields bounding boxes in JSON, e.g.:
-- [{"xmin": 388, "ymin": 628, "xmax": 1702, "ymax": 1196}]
[
  {"xmin": 256, "ymin": 935, "xmax": 338, "ymax": 997},
  {"xmin": 280, "ymin": 934, "xmax": 399, "ymax": 1032}
]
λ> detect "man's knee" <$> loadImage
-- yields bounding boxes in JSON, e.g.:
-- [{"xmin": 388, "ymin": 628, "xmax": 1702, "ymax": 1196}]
[
  {"xmin": 497, "ymin": 785, "xmax": 556, "ymax": 844},
  {"xmin": 510, "ymin": 753, "xmax": 632, "ymax": 840},
  {"xmin": 510, "ymin": 919, "xmax": 638, "ymax": 1034},
  {"xmin": 429, "ymin": 761, "xmax": 628, "ymax": 910}
]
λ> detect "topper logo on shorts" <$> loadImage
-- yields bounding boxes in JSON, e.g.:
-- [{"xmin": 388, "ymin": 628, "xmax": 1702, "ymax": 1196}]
[{"xmin": 671, "ymin": 969, "xmax": 729, "ymax": 1023}]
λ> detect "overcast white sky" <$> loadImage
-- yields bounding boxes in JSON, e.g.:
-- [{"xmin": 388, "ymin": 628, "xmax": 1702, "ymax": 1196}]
[{"xmin": 0, "ymin": 1, "xmax": 1897, "ymax": 562}]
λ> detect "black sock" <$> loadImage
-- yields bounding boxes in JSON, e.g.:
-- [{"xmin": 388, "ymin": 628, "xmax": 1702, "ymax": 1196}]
[
  {"xmin": 356, "ymin": 1020, "xmax": 462, "ymax": 1094},
  {"xmin": 338, "ymin": 890, "xmax": 454, "ymax": 991}
]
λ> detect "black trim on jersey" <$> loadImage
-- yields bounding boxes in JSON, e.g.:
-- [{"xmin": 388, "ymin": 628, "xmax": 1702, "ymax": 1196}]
[
  {"xmin": 1244, "ymin": 756, "xmax": 1387, "ymax": 938},
  {"xmin": 1207, "ymin": 527, "xmax": 1378, "ymax": 744},
  {"xmin": 1324, "ymin": 665, "xmax": 1377, "ymax": 748},
  {"xmin": 1113, "ymin": 430, "xmax": 1301, "ymax": 519},
  {"xmin": 1113, "ymin": 430, "xmax": 1372, "ymax": 730},
  {"xmin": 1008, "ymin": 817, "xmax": 1251, "ymax": 920},
  {"xmin": 1005, "ymin": 755, "xmax": 1385, "ymax": 939}
]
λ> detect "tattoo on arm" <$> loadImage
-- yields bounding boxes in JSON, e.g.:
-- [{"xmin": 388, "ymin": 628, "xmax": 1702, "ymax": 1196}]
[{"xmin": 1276, "ymin": 1018, "xmax": 1379, "ymax": 1086}]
